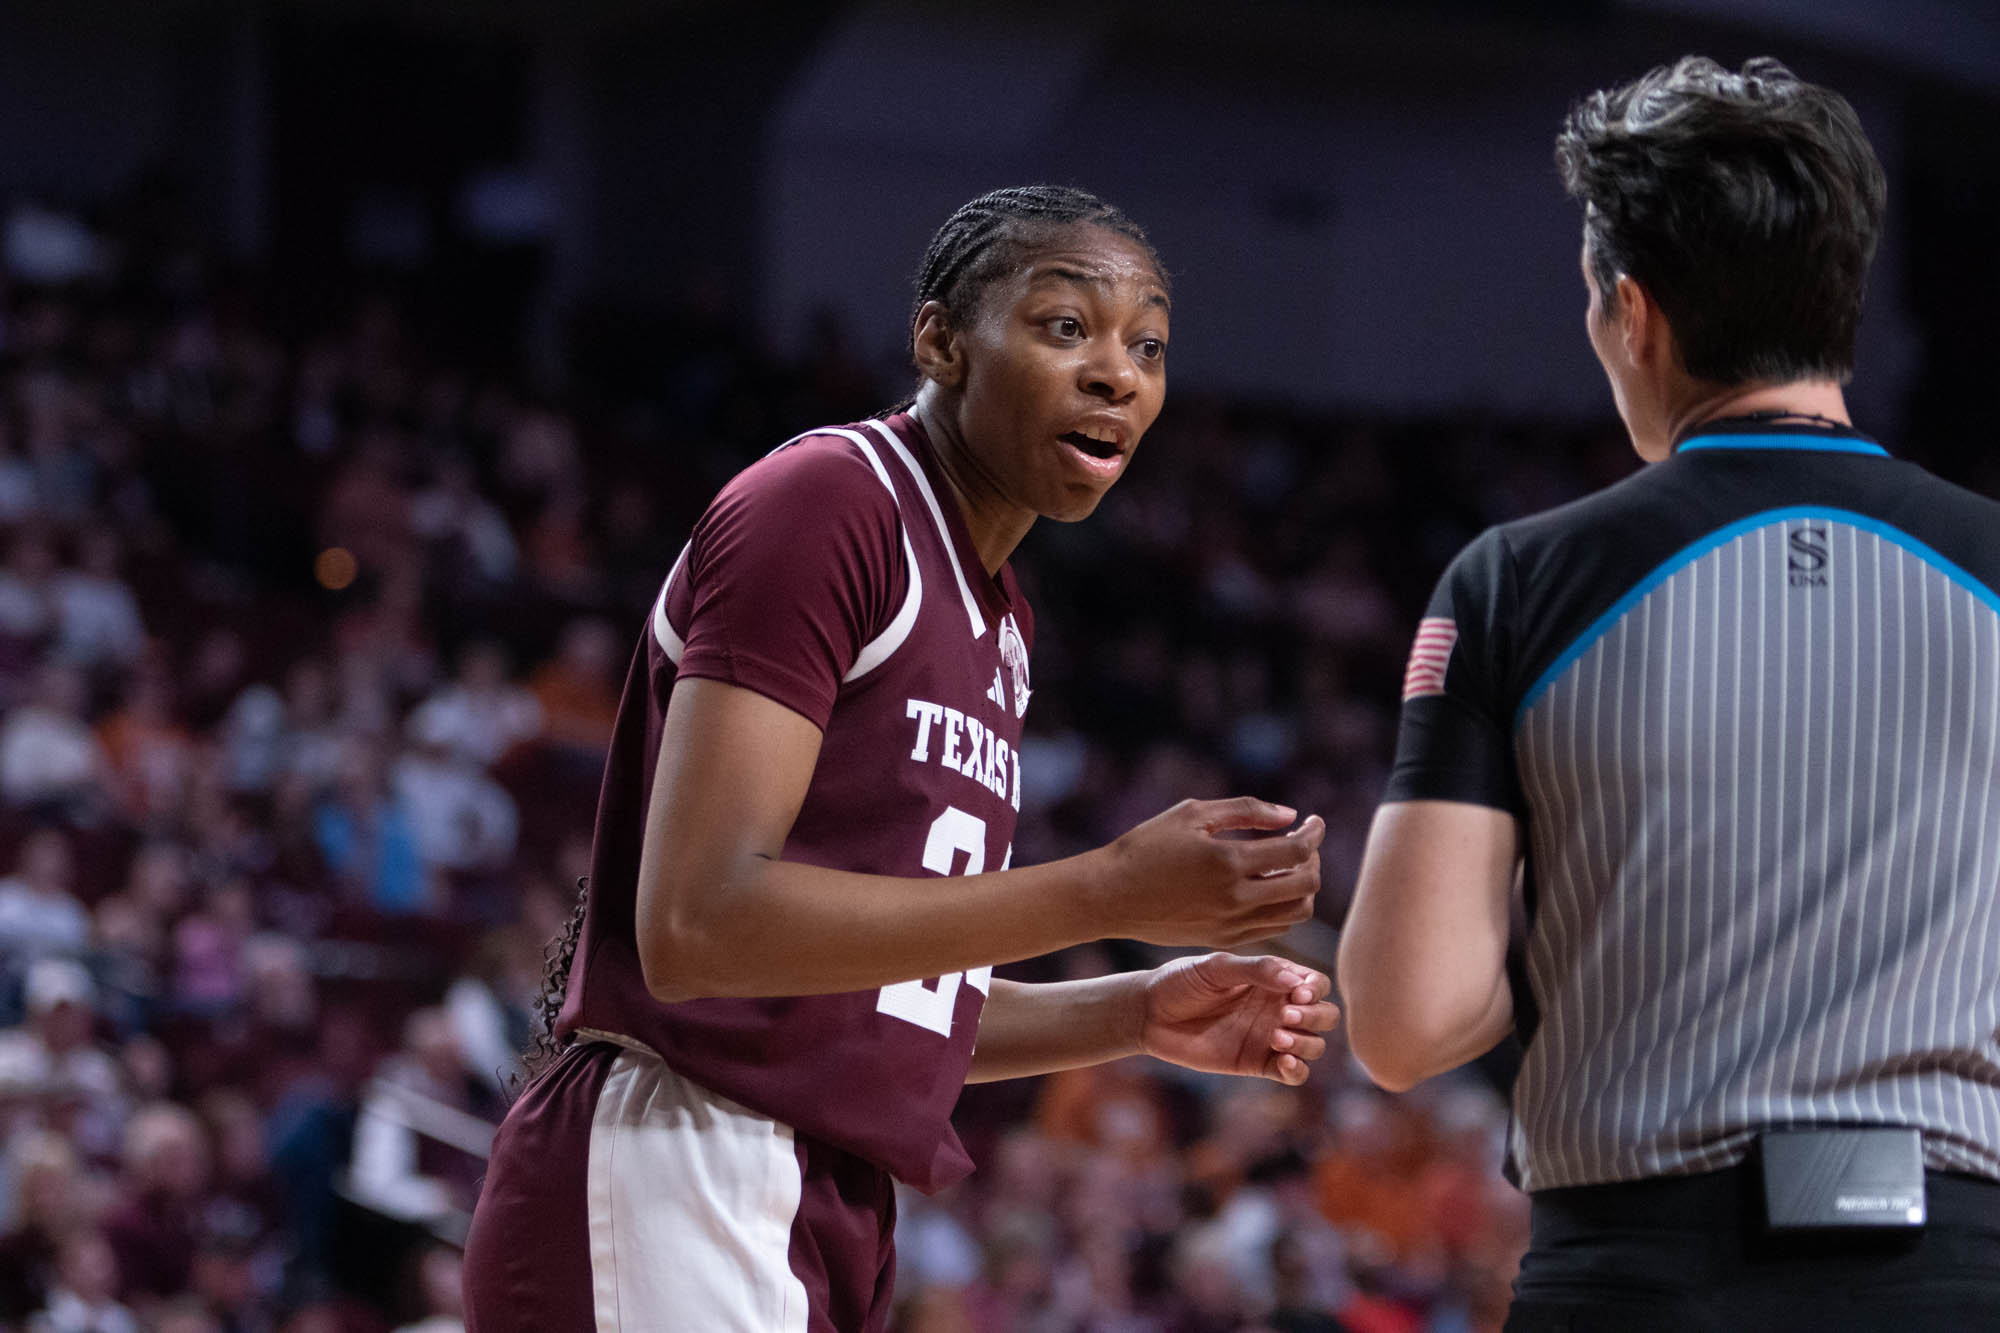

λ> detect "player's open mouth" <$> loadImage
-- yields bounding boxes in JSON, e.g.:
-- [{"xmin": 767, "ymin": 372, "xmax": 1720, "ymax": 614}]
[{"xmin": 1059, "ymin": 430, "xmax": 1122, "ymax": 462}]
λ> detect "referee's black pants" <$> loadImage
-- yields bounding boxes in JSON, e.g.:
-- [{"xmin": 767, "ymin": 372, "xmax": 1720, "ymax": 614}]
[{"xmin": 1506, "ymin": 1166, "xmax": 2000, "ymax": 1332}]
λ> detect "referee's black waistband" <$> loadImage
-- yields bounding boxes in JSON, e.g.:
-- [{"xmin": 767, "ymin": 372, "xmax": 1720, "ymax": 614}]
[{"xmin": 1530, "ymin": 1163, "xmax": 2000, "ymax": 1233}]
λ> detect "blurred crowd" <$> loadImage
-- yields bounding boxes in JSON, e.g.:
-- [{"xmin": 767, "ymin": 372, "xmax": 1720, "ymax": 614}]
[{"xmin": 0, "ymin": 188, "xmax": 1666, "ymax": 1333}]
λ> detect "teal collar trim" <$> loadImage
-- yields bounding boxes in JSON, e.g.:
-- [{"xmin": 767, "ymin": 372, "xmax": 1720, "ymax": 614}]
[{"xmin": 1677, "ymin": 432, "xmax": 1888, "ymax": 457}]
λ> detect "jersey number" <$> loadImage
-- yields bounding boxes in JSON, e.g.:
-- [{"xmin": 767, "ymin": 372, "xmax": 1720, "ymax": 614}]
[{"xmin": 874, "ymin": 806, "xmax": 1003, "ymax": 1036}]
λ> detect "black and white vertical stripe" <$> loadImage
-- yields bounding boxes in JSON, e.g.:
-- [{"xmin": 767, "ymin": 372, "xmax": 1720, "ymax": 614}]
[{"xmin": 1513, "ymin": 518, "xmax": 2000, "ymax": 1191}]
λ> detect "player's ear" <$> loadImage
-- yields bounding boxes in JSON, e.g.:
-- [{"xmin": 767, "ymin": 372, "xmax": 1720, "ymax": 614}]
[{"xmin": 911, "ymin": 300, "xmax": 965, "ymax": 389}]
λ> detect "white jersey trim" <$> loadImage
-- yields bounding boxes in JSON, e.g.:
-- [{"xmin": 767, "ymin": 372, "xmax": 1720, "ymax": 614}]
[
  {"xmin": 586, "ymin": 1048, "xmax": 810, "ymax": 1333},
  {"xmin": 819, "ymin": 427, "xmax": 924, "ymax": 681},
  {"xmin": 865, "ymin": 419, "xmax": 988, "ymax": 640},
  {"xmin": 648, "ymin": 427, "xmax": 923, "ymax": 682},
  {"xmin": 650, "ymin": 543, "xmax": 691, "ymax": 664}
]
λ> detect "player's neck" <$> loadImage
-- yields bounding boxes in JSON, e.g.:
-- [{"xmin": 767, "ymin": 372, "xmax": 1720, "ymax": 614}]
[
  {"xmin": 1672, "ymin": 380, "xmax": 1852, "ymax": 444},
  {"xmin": 906, "ymin": 399, "xmax": 1032, "ymax": 576}
]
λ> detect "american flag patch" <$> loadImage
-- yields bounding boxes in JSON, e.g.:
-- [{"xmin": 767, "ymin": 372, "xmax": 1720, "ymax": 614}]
[{"xmin": 1401, "ymin": 617, "xmax": 1458, "ymax": 700}]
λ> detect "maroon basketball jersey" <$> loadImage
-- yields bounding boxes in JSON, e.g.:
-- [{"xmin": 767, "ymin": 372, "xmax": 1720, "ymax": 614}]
[{"xmin": 557, "ymin": 414, "xmax": 1033, "ymax": 1192}]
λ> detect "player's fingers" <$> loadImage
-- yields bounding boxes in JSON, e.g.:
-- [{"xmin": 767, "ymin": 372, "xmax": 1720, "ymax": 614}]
[
  {"xmin": 1223, "ymin": 921, "xmax": 1315, "ymax": 951},
  {"xmin": 1273, "ymin": 967, "xmax": 1332, "ymax": 1004},
  {"xmin": 1300, "ymin": 969, "xmax": 1333, "ymax": 1002},
  {"xmin": 1287, "ymin": 814, "xmax": 1327, "ymax": 850},
  {"xmin": 1208, "ymin": 804, "xmax": 1320, "ymax": 856},
  {"xmin": 1240, "ymin": 840, "xmax": 1320, "ymax": 892},
  {"xmin": 1224, "ymin": 954, "xmax": 1315, "ymax": 993},
  {"xmin": 1229, "ymin": 893, "xmax": 1318, "ymax": 941},
  {"xmin": 1281, "ymin": 999, "xmax": 1340, "ymax": 1033},
  {"xmin": 1230, "ymin": 814, "xmax": 1325, "ymax": 866},
  {"xmin": 1194, "ymin": 797, "xmax": 1298, "ymax": 833},
  {"xmin": 1265, "ymin": 1051, "xmax": 1310, "ymax": 1085},
  {"xmin": 1238, "ymin": 865, "xmax": 1320, "ymax": 918},
  {"xmin": 1271, "ymin": 1030, "xmax": 1328, "ymax": 1063}
]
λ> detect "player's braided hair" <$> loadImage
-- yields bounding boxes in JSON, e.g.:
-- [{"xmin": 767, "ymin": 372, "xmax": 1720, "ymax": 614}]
[
  {"xmin": 909, "ymin": 184, "xmax": 1167, "ymax": 352},
  {"xmin": 518, "ymin": 875, "xmax": 589, "ymax": 1087},
  {"xmin": 882, "ymin": 185, "xmax": 1165, "ymax": 414}
]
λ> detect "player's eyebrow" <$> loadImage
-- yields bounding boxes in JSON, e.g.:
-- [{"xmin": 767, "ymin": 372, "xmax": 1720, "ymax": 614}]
[{"xmin": 1028, "ymin": 264, "xmax": 1170, "ymax": 312}]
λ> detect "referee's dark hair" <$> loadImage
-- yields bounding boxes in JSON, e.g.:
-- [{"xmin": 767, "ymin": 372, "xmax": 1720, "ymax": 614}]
[{"xmin": 1556, "ymin": 56, "xmax": 1886, "ymax": 387}]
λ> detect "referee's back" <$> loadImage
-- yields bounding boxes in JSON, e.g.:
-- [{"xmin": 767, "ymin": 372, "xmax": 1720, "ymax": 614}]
[
  {"xmin": 1493, "ymin": 421, "xmax": 2000, "ymax": 1191},
  {"xmin": 1340, "ymin": 53, "xmax": 2000, "ymax": 1330}
]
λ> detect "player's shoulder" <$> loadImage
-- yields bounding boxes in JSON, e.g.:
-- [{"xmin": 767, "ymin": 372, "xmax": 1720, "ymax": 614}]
[
  {"xmin": 696, "ymin": 424, "xmax": 911, "ymax": 556},
  {"xmin": 717, "ymin": 423, "xmax": 901, "ymax": 511},
  {"xmin": 676, "ymin": 421, "xmax": 917, "ymax": 609}
]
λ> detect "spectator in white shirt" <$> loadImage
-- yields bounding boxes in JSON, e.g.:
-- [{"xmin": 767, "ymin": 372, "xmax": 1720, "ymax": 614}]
[
  {"xmin": 347, "ymin": 1008, "xmax": 494, "ymax": 1227},
  {"xmin": 0, "ymin": 959, "xmax": 126, "ymax": 1161},
  {"xmin": 409, "ymin": 455, "xmax": 517, "ymax": 589},
  {"xmin": 50, "ymin": 528, "xmax": 143, "ymax": 673},
  {"xmin": 0, "ymin": 664, "xmax": 109, "ymax": 815},
  {"xmin": 0, "ymin": 832, "xmax": 89, "ymax": 970},
  {"xmin": 392, "ymin": 711, "xmax": 517, "ymax": 876},
  {"xmin": 403, "ymin": 641, "xmax": 540, "ymax": 771},
  {"xmin": 28, "ymin": 1231, "xmax": 138, "ymax": 1333},
  {"xmin": 275, "ymin": 658, "xmax": 344, "ymax": 796}
]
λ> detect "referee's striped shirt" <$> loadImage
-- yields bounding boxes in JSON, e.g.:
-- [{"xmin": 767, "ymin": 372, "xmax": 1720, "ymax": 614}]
[{"xmin": 1384, "ymin": 421, "xmax": 2000, "ymax": 1192}]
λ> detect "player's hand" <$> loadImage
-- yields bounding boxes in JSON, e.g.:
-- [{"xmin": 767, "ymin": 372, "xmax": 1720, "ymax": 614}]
[
  {"xmin": 1089, "ymin": 798, "xmax": 1323, "ymax": 947},
  {"xmin": 1138, "ymin": 953, "xmax": 1339, "ymax": 1085}
]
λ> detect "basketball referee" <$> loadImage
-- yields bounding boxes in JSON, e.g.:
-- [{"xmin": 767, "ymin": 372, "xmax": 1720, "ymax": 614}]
[{"xmin": 1337, "ymin": 57, "xmax": 2000, "ymax": 1331}]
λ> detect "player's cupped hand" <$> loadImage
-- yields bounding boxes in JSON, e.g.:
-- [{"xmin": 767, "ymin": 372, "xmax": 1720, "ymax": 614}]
[
  {"xmin": 1138, "ymin": 952, "xmax": 1340, "ymax": 1085},
  {"xmin": 1091, "ymin": 797, "xmax": 1323, "ymax": 947}
]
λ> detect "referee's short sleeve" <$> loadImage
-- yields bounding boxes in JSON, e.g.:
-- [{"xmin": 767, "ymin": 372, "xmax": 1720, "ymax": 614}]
[{"xmin": 1383, "ymin": 527, "xmax": 1524, "ymax": 814}]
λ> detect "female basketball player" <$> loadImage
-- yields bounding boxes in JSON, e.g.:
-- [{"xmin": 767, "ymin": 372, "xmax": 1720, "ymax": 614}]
[{"xmin": 461, "ymin": 186, "xmax": 1338, "ymax": 1332}]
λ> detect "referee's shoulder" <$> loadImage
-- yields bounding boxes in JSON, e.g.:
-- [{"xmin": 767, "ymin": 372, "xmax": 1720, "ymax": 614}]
[
  {"xmin": 1869, "ymin": 456, "xmax": 2000, "ymax": 581},
  {"xmin": 1487, "ymin": 463, "xmax": 1676, "ymax": 562},
  {"xmin": 1881, "ymin": 455, "xmax": 2000, "ymax": 522},
  {"xmin": 1484, "ymin": 448, "xmax": 2000, "ymax": 592},
  {"xmin": 1451, "ymin": 459, "xmax": 1754, "ymax": 611}
]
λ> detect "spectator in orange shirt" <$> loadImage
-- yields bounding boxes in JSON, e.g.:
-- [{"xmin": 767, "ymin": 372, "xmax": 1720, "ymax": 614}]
[
  {"xmin": 525, "ymin": 617, "xmax": 620, "ymax": 756},
  {"xmin": 95, "ymin": 662, "xmax": 196, "ymax": 825}
]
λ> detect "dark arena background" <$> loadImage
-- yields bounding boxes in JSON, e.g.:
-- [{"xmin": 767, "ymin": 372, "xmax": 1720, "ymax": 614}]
[{"xmin": 0, "ymin": 1, "xmax": 1994, "ymax": 1329}]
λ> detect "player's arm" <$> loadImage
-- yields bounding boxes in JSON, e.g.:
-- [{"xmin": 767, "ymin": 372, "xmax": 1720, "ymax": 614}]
[
  {"xmin": 964, "ymin": 956, "xmax": 1338, "ymax": 1084},
  {"xmin": 1335, "ymin": 799, "xmax": 1518, "ymax": 1092},
  {"xmin": 634, "ymin": 677, "xmax": 1325, "ymax": 1002}
]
